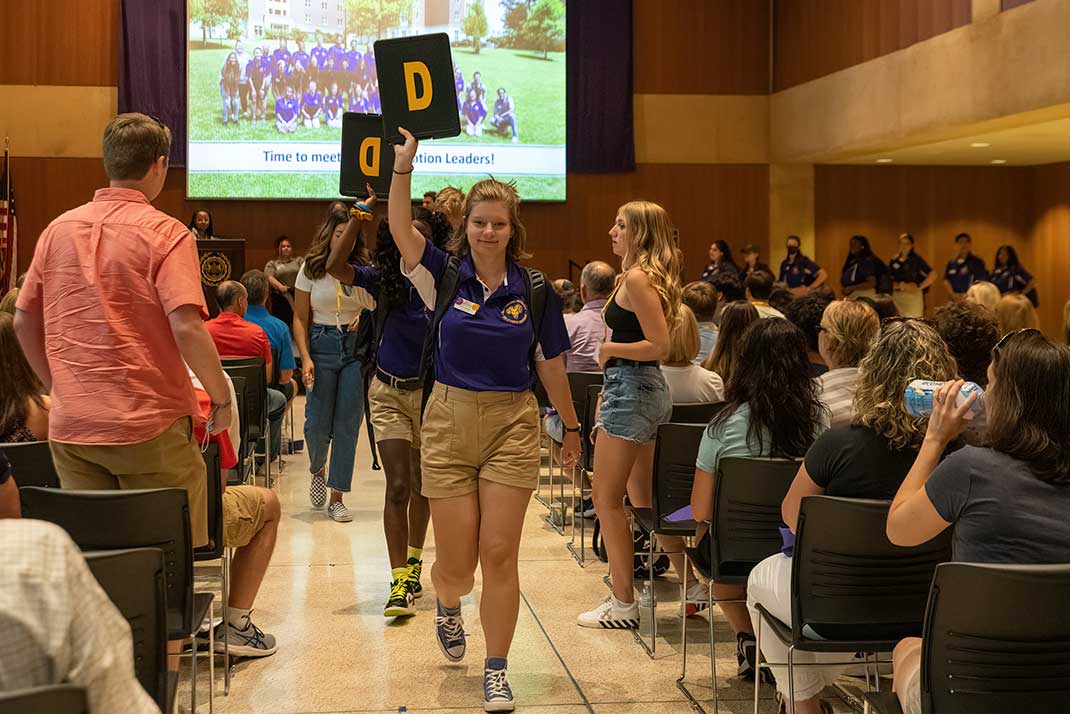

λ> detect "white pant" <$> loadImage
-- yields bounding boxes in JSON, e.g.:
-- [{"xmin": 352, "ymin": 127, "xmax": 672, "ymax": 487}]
[
  {"xmin": 303, "ymin": 114, "xmax": 320, "ymax": 128},
  {"xmin": 747, "ymin": 554, "xmax": 849, "ymax": 703}
]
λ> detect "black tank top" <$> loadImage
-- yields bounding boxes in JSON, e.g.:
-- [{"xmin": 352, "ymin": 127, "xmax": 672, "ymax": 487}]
[{"xmin": 604, "ymin": 291, "xmax": 645, "ymax": 344}]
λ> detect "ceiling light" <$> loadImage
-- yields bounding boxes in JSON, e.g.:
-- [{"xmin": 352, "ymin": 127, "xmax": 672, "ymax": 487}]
[
  {"xmin": 876, "ymin": 158, "xmax": 893, "ymax": 163},
  {"xmin": 971, "ymin": 142, "xmax": 991, "ymax": 148},
  {"xmin": 991, "ymin": 159, "xmax": 1007, "ymax": 164}
]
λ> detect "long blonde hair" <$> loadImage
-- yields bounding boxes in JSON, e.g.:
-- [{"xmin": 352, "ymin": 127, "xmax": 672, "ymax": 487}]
[
  {"xmin": 446, "ymin": 179, "xmax": 530, "ymax": 261},
  {"xmin": 996, "ymin": 293, "xmax": 1038, "ymax": 336},
  {"xmin": 617, "ymin": 200, "xmax": 682, "ymax": 329},
  {"xmin": 965, "ymin": 281, "xmax": 1000, "ymax": 313}
]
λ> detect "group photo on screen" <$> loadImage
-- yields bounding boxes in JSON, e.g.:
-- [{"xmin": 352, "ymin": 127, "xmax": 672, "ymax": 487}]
[{"xmin": 187, "ymin": 0, "xmax": 565, "ymax": 200}]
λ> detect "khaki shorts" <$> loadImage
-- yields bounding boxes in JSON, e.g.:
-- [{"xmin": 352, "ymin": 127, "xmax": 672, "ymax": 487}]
[
  {"xmin": 420, "ymin": 382, "xmax": 540, "ymax": 498},
  {"xmin": 222, "ymin": 485, "xmax": 267, "ymax": 548},
  {"xmin": 368, "ymin": 375, "xmax": 423, "ymax": 447},
  {"xmin": 50, "ymin": 417, "xmax": 209, "ymax": 549}
]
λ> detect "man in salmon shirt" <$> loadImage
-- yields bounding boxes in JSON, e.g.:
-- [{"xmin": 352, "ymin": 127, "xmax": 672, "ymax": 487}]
[{"xmin": 13, "ymin": 113, "xmax": 232, "ymax": 554}]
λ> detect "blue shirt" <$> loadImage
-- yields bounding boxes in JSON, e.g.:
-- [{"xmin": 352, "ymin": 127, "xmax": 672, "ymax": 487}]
[
  {"xmin": 990, "ymin": 264, "xmax": 1032, "ymax": 294},
  {"xmin": 275, "ymin": 97, "xmax": 298, "ymax": 122},
  {"xmin": 840, "ymin": 254, "xmax": 877, "ymax": 287},
  {"xmin": 462, "ymin": 100, "xmax": 487, "ymax": 124},
  {"xmin": 327, "ymin": 45, "xmax": 346, "ymax": 68},
  {"xmin": 301, "ymin": 91, "xmax": 323, "ymax": 114},
  {"xmin": 291, "ymin": 50, "xmax": 310, "ymax": 71},
  {"xmin": 888, "ymin": 251, "xmax": 931, "ymax": 285},
  {"xmin": 779, "ymin": 254, "xmax": 821, "ymax": 288},
  {"xmin": 347, "ymin": 49, "xmax": 362, "ymax": 71},
  {"xmin": 405, "ymin": 240, "xmax": 571, "ymax": 392},
  {"xmin": 244, "ymin": 305, "xmax": 296, "ymax": 371},
  {"xmin": 272, "ymin": 48, "xmax": 291, "ymax": 68},
  {"xmin": 311, "ymin": 46, "xmax": 328, "ymax": 69},
  {"xmin": 350, "ymin": 265, "xmax": 428, "ymax": 379},
  {"xmin": 349, "ymin": 95, "xmax": 369, "ymax": 113},
  {"xmin": 325, "ymin": 94, "xmax": 342, "ymax": 117},
  {"xmin": 944, "ymin": 253, "xmax": 988, "ymax": 294}
]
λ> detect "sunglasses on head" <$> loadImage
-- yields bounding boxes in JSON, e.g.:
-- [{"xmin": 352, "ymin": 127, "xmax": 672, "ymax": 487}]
[{"xmin": 993, "ymin": 327, "xmax": 1041, "ymax": 357}]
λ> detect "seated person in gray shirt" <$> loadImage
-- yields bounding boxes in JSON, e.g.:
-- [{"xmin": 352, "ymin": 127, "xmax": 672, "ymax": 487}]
[{"xmin": 886, "ymin": 328, "xmax": 1070, "ymax": 714}]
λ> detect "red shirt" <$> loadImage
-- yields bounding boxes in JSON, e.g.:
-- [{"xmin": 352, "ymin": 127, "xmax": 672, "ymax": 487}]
[
  {"xmin": 191, "ymin": 387, "xmax": 238, "ymax": 470},
  {"xmin": 204, "ymin": 312, "xmax": 273, "ymax": 365},
  {"xmin": 17, "ymin": 188, "xmax": 206, "ymax": 445}
]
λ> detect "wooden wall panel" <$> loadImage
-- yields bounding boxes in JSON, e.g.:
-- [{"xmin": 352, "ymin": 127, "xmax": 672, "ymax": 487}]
[
  {"xmin": 0, "ymin": 0, "xmax": 37, "ymax": 85},
  {"xmin": 1002, "ymin": 0, "xmax": 1036, "ymax": 9},
  {"xmin": 1028, "ymin": 163, "xmax": 1070, "ymax": 341},
  {"xmin": 633, "ymin": 0, "xmax": 770, "ymax": 95},
  {"xmin": 774, "ymin": 0, "xmax": 971, "ymax": 91},
  {"xmin": 0, "ymin": 0, "xmax": 119, "ymax": 87},
  {"xmin": 12, "ymin": 159, "xmax": 770, "ymax": 289},
  {"xmin": 815, "ymin": 164, "xmax": 1032, "ymax": 314}
]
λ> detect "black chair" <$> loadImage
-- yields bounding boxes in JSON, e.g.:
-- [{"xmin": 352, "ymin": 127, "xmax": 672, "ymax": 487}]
[
  {"xmin": 678, "ymin": 456, "xmax": 800, "ymax": 713},
  {"xmin": 629, "ymin": 423, "xmax": 706, "ymax": 657},
  {"xmin": 19, "ymin": 487, "xmax": 215, "ymax": 711},
  {"xmin": 569, "ymin": 382, "xmax": 604, "ymax": 566},
  {"xmin": 864, "ymin": 562, "xmax": 1070, "ymax": 714},
  {"xmin": 222, "ymin": 357, "xmax": 271, "ymax": 486},
  {"xmin": 229, "ymin": 375, "xmax": 248, "ymax": 485},
  {"xmin": 754, "ymin": 496, "xmax": 951, "ymax": 713},
  {"xmin": 194, "ymin": 442, "xmax": 233, "ymax": 693},
  {"xmin": 84, "ymin": 548, "xmax": 170, "ymax": 712},
  {"xmin": 3, "ymin": 440, "xmax": 60, "ymax": 488},
  {"xmin": 670, "ymin": 401, "xmax": 728, "ymax": 424},
  {"xmin": 542, "ymin": 372, "xmax": 603, "ymax": 534},
  {"xmin": 0, "ymin": 685, "xmax": 87, "ymax": 713}
]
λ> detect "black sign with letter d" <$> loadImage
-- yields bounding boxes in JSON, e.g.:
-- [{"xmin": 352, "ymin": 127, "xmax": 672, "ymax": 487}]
[
  {"xmin": 374, "ymin": 33, "xmax": 462, "ymax": 143},
  {"xmin": 339, "ymin": 113, "xmax": 396, "ymax": 198}
]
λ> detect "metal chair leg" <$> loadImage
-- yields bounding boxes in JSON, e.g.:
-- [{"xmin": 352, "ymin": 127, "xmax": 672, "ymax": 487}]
[
  {"xmin": 222, "ymin": 550, "xmax": 231, "ymax": 695},
  {"xmin": 710, "ymin": 584, "xmax": 719, "ymax": 714},
  {"xmin": 787, "ymin": 645, "xmax": 796, "ymax": 714},
  {"xmin": 753, "ymin": 609, "xmax": 762, "ymax": 714},
  {"xmin": 191, "ymin": 634, "xmax": 198, "ymax": 712},
  {"xmin": 207, "ymin": 612, "xmax": 215, "ymax": 713}
]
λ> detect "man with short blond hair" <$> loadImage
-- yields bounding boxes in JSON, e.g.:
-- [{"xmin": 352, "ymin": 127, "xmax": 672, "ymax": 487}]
[{"xmin": 14, "ymin": 113, "xmax": 232, "ymax": 551}]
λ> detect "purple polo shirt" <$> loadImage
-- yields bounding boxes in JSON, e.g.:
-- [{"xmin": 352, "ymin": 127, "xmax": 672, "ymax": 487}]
[
  {"xmin": 325, "ymin": 94, "xmax": 342, "ymax": 117},
  {"xmin": 272, "ymin": 48, "xmax": 290, "ymax": 68},
  {"xmin": 462, "ymin": 100, "xmax": 487, "ymax": 124},
  {"xmin": 291, "ymin": 51, "xmax": 309, "ymax": 71},
  {"xmin": 563, "ymin": 298, "xmax": 611, "ymax": 373},
  {"xmin": 275, "ymin": 97, "xmax": 298, "ymax": 122},
  {"xmin": 327, "ymin": 45, "xmax": 346, "ymax": 68},
  {"xmin": 403, "ymin": 239, "xmax": 570, "ymax": 392},
  {"xmin": 301, "ymin": 91, "xmax": 323, "ymax": 116},
  {"xmin": 350, "ymin": 265, "xmax": 428, "ymax": 379},
  {"xmin": 311, "ymin": 46, "xmax": 328, "ymax": 69}
]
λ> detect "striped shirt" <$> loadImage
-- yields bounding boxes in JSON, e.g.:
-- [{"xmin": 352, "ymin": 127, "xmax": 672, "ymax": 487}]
[{"xmin": 817, "ymin": 367, "xmax": 860, "ymax": 427}]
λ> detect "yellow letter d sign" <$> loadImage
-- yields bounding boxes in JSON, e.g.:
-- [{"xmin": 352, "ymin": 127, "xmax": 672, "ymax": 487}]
[
  {"xmin": 403, "ymin": 61, "xmax": 433, "ymax": 111},
  {"xmin": 359, "ymin": 137, "xmax": 381, "ymax": 176}
]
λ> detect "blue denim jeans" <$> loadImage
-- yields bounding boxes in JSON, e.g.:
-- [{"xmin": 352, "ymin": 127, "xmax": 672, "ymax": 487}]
[
  {"xmin": 304, "ymin": 324, "xmax": 365, "ymax": 492},
  {"xmin": 596, "ymin": 364, "xmax": 672, "ymax": 443}
]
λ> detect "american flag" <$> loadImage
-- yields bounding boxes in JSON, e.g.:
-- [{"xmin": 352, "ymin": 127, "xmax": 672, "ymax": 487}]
[{"xmin": 0, "ymin": 146, "xmax": 16, "ymax": 294}]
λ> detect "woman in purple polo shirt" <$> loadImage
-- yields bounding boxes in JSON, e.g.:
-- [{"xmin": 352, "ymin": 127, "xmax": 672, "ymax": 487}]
[
  {"xmin": 461, "ymin": 88, "xmax": 487, "ymax": 137},
  {"xmin": 389, "ymin": 127, "xmax": 580, "ymax": 713},
  {"xmin": 326, "ymin": 192, "xmax": 451, "ymax": 621}
]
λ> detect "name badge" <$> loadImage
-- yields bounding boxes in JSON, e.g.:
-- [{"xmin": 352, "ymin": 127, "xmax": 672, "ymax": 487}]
[{"xmin": 453, "ymin": 297, "xmax": 480, "ymax": 315}]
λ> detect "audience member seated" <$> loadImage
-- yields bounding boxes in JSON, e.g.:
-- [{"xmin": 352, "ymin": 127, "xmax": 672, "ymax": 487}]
[
  {"xmin": 964, "ymin": 280, "xmax": 1000, "ymax": 313},
  {"xmin": 205, "ymin": 281, "xmax": 288, "ymax": 459},
  {"xmin": 0, "ymin": 313, "xmax": 50, "ymax": 443},
  {"xmin": 886, "ymin": 329, "xmax": 1070, "ymax": 714},
  {"xmin": 931, "ymin": 300, "xmax": 999, "ymax": 386},
  {"xmin": 995, "ymin": 292, "xmax": 1038, "ymax": 335},
  {"xmin": 745, "ymin": 270, "xmax": 784, "ymax": 319},
  {"xmin": 661, "ymin": 305, "xmax": 724, "ymax": 404},
  {"xmin": 852, "ymin": 293, "xmax": 899, "ymax": 321},
  {"xmin": 710, "ymin": 272, "xmax": 746, "ymax": 325},
  {"xmin": 702, "ymin": 300, "xmax": 758, "ymax": 384},
  {"xmin": 816, "ymin": 300, "xmax": 880, "ymax": 426},
  {"xmin": 552, "ymin": 278, "xmax": 583, "ymax": 315},
  {"xmin": 747, "ymin": 319, "xmax": 958, "ymax": 714},
  {"xmin": 0, "ymin": 287, "xmax": 17, "ymax": 314},
  {"xmin": 785, "ymin": 292, "xmax": 835, "ymax": 377},
  {"xmin": 0, "ymin": 449, "xmax": 19, "ymax": 518},
  {"xmin": 682, "ymin": 281, "xmax": 718, "ymax": 364},
  {"xmin": 690, "ymin": 318, "xmax": 827, "ymax": 680},
  {"xmin": 768, "ymin": 282, "xmax": 794, "ymax": 315},
  {"xmin": 240, "ymin": 270, "xmax": 297, "ymax": 402},
  {"xmin": 0, "ymin": 519, "xmax": 160, "ymax": 712}
]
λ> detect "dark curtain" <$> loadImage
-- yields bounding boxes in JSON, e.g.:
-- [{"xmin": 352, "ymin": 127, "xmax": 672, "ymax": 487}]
[
  {"xmin": 567, "ymin": 0, "xmax": 635, "ymax": 173},
  {"xmin": 118, "ymin": 0, "xmax": 188, "ymax": 167}
]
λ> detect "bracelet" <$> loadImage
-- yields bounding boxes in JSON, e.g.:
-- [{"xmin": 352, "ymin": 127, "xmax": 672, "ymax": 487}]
[
  {"xmin": 355, "ymin": 201, "xmax": 370, "ymax": 213},
  {"xmin": 348, "ymin": 207, "xmax": 373, "ymax": 221},
  {"xmin": 564, "ymin": 425, "xmax": 581, "ymax": 433},
  {"xmin": 393, "ymin": 166, "xmax": 414, "ymax": 175}
]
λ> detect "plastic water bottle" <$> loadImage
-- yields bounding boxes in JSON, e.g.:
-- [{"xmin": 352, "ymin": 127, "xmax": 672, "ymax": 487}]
[{"xmin": 904, "ymin": 380, "xmax": 985, "ymax": 420}]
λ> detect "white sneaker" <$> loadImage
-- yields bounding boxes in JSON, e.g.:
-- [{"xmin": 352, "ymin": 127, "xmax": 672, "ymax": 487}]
[
  {"xmin": 327, "ymin": 501, "xmax": 353, "ymax": 522},
  {"xmin": 577, "ymin": 595, "xmax": 640, "ymax": 629},
  {"xmin": 683, "ymin": 581, "xmax": 710, "ymax": 616}
]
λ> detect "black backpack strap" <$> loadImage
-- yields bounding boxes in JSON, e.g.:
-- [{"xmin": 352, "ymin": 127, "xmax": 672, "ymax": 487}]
[
  {"xmin": 419, "ymin": 256, "xmax": 462, "ymax": 408},
  {"xmin": 522, "ymin": 266, "xmax": 549, "ymax": 378}
]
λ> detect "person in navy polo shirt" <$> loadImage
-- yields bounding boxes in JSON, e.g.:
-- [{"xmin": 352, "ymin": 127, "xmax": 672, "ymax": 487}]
[
  {"xmin": 389, "ymin": 127, "xmax": 580, "ymax": 712},
  {"xmin": 840, "ymin": 234, "xmax": 879, "ymax": 297},
  {"xmin": 943, "ymin": 232, "xmax": 988, "ymax": 301},
  {"xmin": 327, "ymin": 190, "xmax": 452, "ymax": 620},
  {"xmin": 275, "ymin": 85, "xmax": 298, "ymax": 133},
  {"xmin": 889, "ymin": 233, "xmax": 935, "ymax": 317},
  {"xmin": 300, "ymin": 80, "xmax": 323, "ymax": 128},
  {"xmin": 779, "ymin": 234, "xmax": 828, "ymax": 296},
  {"xmin": 991, "ymin": 244, "xmax": 1036, "ymax": 300}
]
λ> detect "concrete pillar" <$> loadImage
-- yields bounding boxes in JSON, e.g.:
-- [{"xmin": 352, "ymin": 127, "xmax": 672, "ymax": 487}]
[{"xmin": 769, "ymin": 164, "xmax": 815, "ymax": 271}]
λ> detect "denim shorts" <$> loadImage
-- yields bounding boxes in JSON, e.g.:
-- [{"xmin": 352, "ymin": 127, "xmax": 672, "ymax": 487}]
[{"xmin": 596, "ymin": 365, "xmax": 673, "ymax": 444}]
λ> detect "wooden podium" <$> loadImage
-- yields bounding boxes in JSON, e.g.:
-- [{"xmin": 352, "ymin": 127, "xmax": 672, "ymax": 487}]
[{"xmin": 197, "ymin": 239, "xmax": 245, "ymax": 317}]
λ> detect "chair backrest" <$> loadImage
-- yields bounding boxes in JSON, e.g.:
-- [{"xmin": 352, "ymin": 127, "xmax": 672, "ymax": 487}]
[
  {"xmin": 651, "ymin": 423, "xmax": 705, "ymax": 528},
  {"xmin": 582, "ymin": 383, "xmax": 602, "ymax": 473},
  {"xmin": 19, "ymin": 487, "xmax": 195, "ymax": 637},
  {"xmin": 567, "ymin": 371, "xmax": 603, "ymax": 414},
  {"xmin": 230, "ymin": 375, "xmax": 248, "ymax": 461},
  {"xmin": 922, "ymin": 562, "xmax": 1070, "ymax": 714},
  {"xmin": 3, "ymin": 441, "xmax": 60, "ymax": 488},
  {"xmin": 792, "ymin": 496, "xmax": 951, "ymax": 643},
  {"xmin": 222, "ymin": 357, "xmax": 267, "ymax": 433},
  {"xmin": 0, "ymin": 685, "xmax": 87, "ymax": 714},
  {"xmin": 196, "ymin": 442, "xmax": 223, "ymax": 558},
  {"xmin": 671, "ymin": 401, "xmax": 728, "ymax": 424},
  {"xmin": 710, "ymin": 456, "xmax": 799, "ymax": 581},
  {"xmin": 84, "ymin": 548, "xmax": 168, "ymax": 710}
]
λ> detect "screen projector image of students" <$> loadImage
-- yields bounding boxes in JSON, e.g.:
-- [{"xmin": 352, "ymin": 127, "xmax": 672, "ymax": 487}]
[
  {"xmin": 339, "ymin": 113, "xmax": 395, "ymax": 198},
  {"xmin": 374, "ymin": 33, "xmax": 461, "ymax": 143}
]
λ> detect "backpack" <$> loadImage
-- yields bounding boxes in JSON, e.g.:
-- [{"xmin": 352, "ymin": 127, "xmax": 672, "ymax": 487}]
[{"xmin": 419, "ymin": 256, "xmax": 549, "ymax": 407}]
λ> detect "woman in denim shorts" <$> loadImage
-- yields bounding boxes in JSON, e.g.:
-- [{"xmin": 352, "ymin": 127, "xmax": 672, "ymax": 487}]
[{"xmin": 577, "ymin": 201, "xmax": 682, "ymax": 630}]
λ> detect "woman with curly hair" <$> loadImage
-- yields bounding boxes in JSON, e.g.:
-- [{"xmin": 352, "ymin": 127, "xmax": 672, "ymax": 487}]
[
  {"xmin": 576, "ymin": 200, "xmax": 683, "ymax": 630},
  {"xmin": 931, "ymin": 300, "xmax": 999, "ymax": 386},
  {"xmin": 690, "ymin": 318, "xmax": 827, "ymax": 679},
  {"xmin": 326, "ymin": 188, "xmax": 451, "ymax": 619},
  {"xmin": 747, "ymin": 319, "xmax": 957, "ymax": 714}
]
